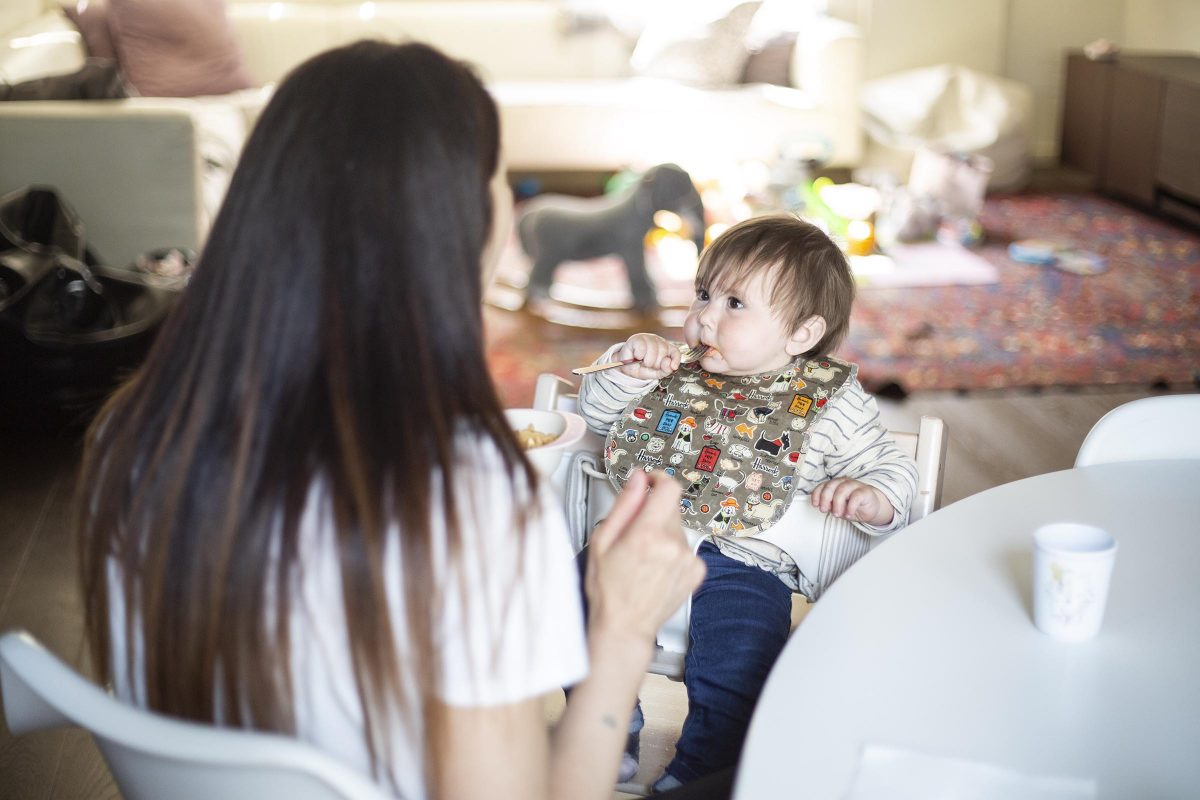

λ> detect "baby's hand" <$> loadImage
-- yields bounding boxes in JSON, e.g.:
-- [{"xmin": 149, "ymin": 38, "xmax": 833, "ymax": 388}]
[
  {"xmin": 617, "ymin": 333, "xmax": 681, "ymax": 380},
  {"xmin": 810, "ymin": 478, "xmax": 895, "ymax": 527}
]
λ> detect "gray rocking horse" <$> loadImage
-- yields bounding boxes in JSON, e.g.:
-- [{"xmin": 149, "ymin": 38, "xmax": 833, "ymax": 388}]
[{"xmin": 517, "ymin": 163, "xmax": 705, "ymax": 312}]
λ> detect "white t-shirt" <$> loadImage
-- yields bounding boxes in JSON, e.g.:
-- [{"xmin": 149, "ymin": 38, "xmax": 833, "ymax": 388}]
[{"xmin": 110, "ymin": 437, "xmax": 588, "ymax": 799}]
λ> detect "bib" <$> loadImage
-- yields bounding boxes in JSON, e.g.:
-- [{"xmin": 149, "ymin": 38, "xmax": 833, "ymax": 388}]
[{"xmin": 604, "ymin": 355, "xmax": 854, "ymax": 537}]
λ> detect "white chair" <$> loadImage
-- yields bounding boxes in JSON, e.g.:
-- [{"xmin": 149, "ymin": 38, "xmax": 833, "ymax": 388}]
[
  {"xmin": 534, "ymin": 373, "xmax": 948, "ymax": 680},
  {"xmin": 0, "ymin": 631, "xmax": 389, "ymax": 800},
  {"xmin": 1075, "ymin": 395, "xmax": 1200, "ymax": 467}
]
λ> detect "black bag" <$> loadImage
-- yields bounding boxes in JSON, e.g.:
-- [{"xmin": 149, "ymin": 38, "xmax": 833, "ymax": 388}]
[{"xmin": 0, "ymin": 186, "xmax": 180, "ymax": 428}]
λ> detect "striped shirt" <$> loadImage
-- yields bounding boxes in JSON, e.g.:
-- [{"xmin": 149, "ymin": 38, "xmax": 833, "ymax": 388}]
[{"xmin": 578, "ymin": 344, "xmax": 918, "ymax": 597}]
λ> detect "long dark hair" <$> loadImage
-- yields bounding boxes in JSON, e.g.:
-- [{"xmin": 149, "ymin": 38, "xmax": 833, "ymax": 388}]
[{"xmin": 77, "ymin": 40, "xmax": 532, "ymax": 789}]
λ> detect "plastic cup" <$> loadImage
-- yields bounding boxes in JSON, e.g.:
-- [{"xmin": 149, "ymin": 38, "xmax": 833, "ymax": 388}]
[{"xmin": 1032, "ymin": 523, "xmax": 1118, "ymax": 642}]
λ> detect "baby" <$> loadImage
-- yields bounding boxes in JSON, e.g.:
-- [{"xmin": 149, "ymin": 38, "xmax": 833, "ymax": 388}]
[{"xmin": 577, "ymin": 214, "xmax": 918, "ymax": 789}]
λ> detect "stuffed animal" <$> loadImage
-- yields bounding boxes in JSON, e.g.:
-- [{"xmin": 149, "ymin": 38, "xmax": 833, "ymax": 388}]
[{"xmin": 516, "ymin": 163, "xmax": 704, "ymax": 312}]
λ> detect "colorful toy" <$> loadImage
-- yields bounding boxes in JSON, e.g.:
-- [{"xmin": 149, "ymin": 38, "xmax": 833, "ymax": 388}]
[{"xmin": 1009, "ymin": 239, "xmax": 1107, "ymax": 275}]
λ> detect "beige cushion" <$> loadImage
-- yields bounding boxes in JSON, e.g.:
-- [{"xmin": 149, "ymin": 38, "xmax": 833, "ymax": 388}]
[
  {"xmin": 0, "ymin": 13, "xmax": 88, "ymax": 83},
  {"xmin": 630, "ymin": 1, "xmax": 761, "ymax": 87},
  {"xmin": 740, "ymin": 32, "xmax": 794, "ymax": 86},
  {"xmin": 108, "ymin": 0, "xmax": 253, "ymax": 97}
]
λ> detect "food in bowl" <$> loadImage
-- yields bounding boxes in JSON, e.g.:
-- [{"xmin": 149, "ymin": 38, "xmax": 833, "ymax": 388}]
[
  {"xmin": 515, "ymin": 424, "xmax": 560, "ymax": 449},
  {"xmin": 504, "ymin": 409, "xmax": 567, "ymax": 449},
  {"xmin": 503, "ymin": 408, "xmax": 585, "ymax": 480}
]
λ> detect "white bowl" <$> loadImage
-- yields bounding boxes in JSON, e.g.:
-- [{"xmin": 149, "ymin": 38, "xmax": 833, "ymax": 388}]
[{"xmin": 505, "ymin": 408, "xmax": 587, "ymax": 476}]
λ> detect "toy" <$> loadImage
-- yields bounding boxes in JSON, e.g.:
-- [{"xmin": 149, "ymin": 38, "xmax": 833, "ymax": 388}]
[
  {"xmin": 517, "ymin": 163, "xmax": 704, "ymax": 312},
  {"xmin": 1008, "ymin": 239, "xmax": 1059, "ymax": 265},
  {"xmin": 1009, "ymin": 239, "xmax": 1107, "ymax": 275}
]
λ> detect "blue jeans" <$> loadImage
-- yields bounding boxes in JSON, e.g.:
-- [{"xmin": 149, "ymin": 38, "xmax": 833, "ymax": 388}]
[
  {"xmin": 665, "ymin": 542, "xmax": 792, "ymax": 784},
  {"xmin": 575, "ymin": 541, "xmax": 791, "ymax": 783}
]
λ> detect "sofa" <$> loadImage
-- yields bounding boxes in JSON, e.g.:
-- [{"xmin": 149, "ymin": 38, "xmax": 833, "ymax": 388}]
[{"xmin": 0, "ymin": 1, "xmax": 862, "ymax": 267}]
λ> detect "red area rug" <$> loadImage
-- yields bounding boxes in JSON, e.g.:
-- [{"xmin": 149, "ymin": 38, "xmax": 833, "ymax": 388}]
[{"xmin": 486, "ymin": 192, "xmax": 1200, "ymax": 407}]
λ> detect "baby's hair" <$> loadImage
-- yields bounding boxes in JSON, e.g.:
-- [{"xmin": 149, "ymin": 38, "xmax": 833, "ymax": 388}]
[{"xmin": 696, "ymin": 214, "xmax": 855, "ymax": 356}]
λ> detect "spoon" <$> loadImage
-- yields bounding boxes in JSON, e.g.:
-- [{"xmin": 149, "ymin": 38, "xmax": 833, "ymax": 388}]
[{"xmin": 571, "ymin": 343, "xmax": 711, "ymax": 376}]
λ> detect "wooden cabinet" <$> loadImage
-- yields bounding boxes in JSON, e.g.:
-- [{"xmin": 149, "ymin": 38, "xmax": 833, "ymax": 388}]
[
  {"xmin": 1061, "ymin": 56, "xmax": 1112, "ymax": 178},
  {"xmin": 1060, "ymin": 53, "xmax": 1200, "ymax": 223},
  {"xmin": 1159, "ymin": 81, "xmax": 1200, "ymax": 202},
  {"xmin": 1103, "ymin": 66, "xmax": 1164, "ymax": 205}
]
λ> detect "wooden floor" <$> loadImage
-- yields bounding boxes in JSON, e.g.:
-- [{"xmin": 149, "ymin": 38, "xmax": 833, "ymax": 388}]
[
  {"xmin": 0, "ymin": 429, "xmax": 118, "ymax": 799},
  {"xmin": 1, "ymin": 384, "xmax": 1188, "ymax": 798}
]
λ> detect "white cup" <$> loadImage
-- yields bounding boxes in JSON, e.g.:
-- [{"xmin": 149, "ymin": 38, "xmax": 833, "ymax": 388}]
[{"xmin": 1032, "ymin": 522, "xmax": 1118, "ymax": 642}]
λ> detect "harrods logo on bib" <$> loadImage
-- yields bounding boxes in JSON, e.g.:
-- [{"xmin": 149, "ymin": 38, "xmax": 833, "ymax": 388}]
[{"xmin": 604, "ymin": 356, "xmax": 854, "ymax": 537}]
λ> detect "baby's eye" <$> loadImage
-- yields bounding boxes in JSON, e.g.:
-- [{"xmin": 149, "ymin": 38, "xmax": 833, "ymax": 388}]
[
  {"xmin": 696, "ymin": 287, "xmax": 710, "ymax": 302},
  {"xmin": 727, "ymin": 296, "xmax": 744, "ymax": 310}
]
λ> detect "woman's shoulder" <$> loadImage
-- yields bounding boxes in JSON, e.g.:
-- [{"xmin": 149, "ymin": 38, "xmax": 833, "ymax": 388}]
[
  {"xmin": 448, "ymin": 427, "xmax": 540, "ymax": 516},
  {"xmin": 297, "ymin": 428, "xmax": 545, "ymax": 546},
  {"xmin": 448, "ymin": 426, "xmax": 568, "ymax": 542},
  {"xmin": 451, "ymin": 424, "xmax": 526, "ymax": 474}
]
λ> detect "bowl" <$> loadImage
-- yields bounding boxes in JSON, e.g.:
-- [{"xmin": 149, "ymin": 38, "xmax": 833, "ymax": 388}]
[{"xmin": 505, "ymin": 408, "xmax": 587, "ymax": 476}]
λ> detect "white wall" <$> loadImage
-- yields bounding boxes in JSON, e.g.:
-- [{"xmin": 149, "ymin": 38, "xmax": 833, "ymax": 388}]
[
  {"xmin": 1, "ymin": 1, "xmax": 45, "ymax": 38},
  {"xmin": 1123, "ymin": 0, "xmax": 1200, "ymax": 51},
  {"xmin": 1006, "ymin": 0, "xmax": 1124, "ymax": 161},
  {"xmin": 857, "ymin": 0, "xmax": 1007, "ymax": 79}
]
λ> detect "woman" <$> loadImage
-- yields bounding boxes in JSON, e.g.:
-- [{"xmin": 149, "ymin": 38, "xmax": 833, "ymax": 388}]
[{"xmin": 77, "ymin": 41, "xmax": 704, "ymax": 799}]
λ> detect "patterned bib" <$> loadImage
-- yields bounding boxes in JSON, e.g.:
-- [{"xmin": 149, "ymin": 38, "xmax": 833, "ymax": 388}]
[{"xmin": 604, "ymin": 355, "xmax": 854, "ymax": 537}]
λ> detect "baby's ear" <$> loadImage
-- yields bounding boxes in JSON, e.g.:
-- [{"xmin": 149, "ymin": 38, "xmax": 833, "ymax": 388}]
[{"xmin": 786, "ymin": 315, "xmax": 826, "ymax": 356}]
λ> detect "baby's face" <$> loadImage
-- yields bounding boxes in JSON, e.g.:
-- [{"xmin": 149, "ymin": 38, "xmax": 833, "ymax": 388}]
[{"xmin": 683, "ymin": 269, "xmax": 798, "ymax": 376}]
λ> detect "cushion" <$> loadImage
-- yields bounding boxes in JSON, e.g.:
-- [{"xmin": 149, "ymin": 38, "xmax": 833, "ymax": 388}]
[
  {"xmin": 740, "ymin": 33, "xmax": 795, "ymax": 86},
  {"xmin": 1, "ymin": 59, "xmax": 127, "ymax": 101},
  {"xmin": 106, "ymin": 0, "xmax": 253, "ymax": 97},
  {"xmin": 630, "ymin": 1, "xmax": 762, "ymax": 87},
  {"xmin": 62, "ymin": 1, "xmax": 117, "ymax": 60}
]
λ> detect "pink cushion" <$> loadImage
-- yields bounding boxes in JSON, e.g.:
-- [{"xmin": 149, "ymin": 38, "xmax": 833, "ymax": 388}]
[
  {"xmin": 62, "ymin": 1, "xmax": 117, "ymax": 61},
  {"xmin": 107, "ymin": 0, "xmax": 253, "ymax": 97}
]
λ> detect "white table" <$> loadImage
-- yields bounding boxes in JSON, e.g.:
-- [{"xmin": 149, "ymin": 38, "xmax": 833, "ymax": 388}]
[{"xmin": 734, "ymin": 460, "xmax": 1200, "ymax": 799}]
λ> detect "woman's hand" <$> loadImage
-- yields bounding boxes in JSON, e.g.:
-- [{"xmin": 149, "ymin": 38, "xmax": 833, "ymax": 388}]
[
  {"xmin": 616, "ymin": 334, "xmax": 681, "ymax": 381},
  {"xmin": 584, "ymin": 470, "xmax": 704, "ymax": 651},
  {"xmin": 810, "ymin": 477, "xmax": 895, "ymax": 527}
]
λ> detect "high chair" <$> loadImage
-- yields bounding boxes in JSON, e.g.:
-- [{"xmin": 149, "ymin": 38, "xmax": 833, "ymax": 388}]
[{"xmin": 534, "ymin": 372, "xmax": 949, "ymax": 681}]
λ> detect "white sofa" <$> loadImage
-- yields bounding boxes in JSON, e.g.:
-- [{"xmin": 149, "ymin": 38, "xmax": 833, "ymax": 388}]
[{"xmin": 0, "ymin": 1, "xmax": 862, "ymax": 267}]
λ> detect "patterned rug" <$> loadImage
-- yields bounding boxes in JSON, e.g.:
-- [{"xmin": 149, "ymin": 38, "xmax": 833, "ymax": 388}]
[{"xmin": 486, "ymin": 192, "xmax": 1200, "ymax": 407}]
